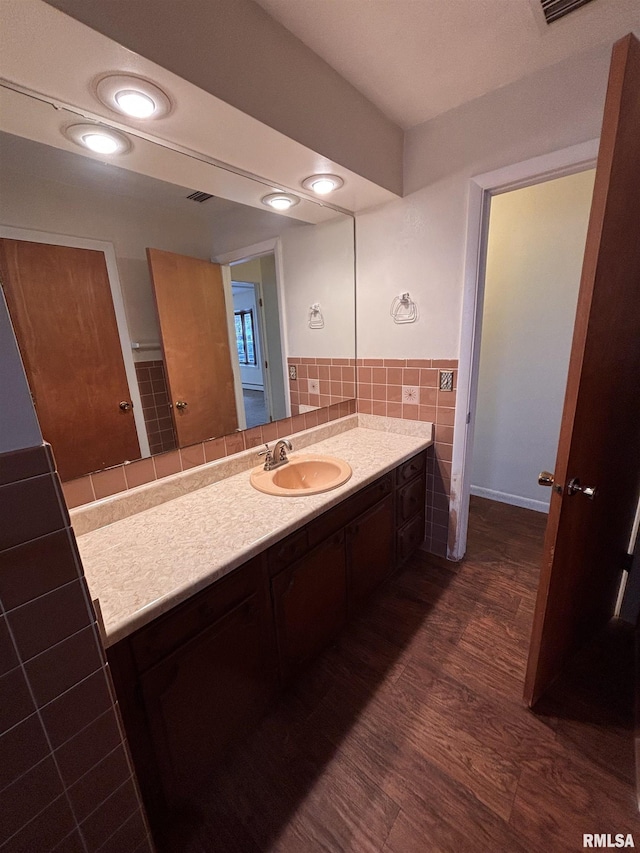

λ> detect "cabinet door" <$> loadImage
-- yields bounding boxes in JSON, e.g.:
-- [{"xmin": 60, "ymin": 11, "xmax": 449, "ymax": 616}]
[
  {"xmin": 271, "ymin": 532, "xmax": 347, "ymax": 682},
  {"xmin": 140, "ymin": 592, "xmax": 277, "ymax": 804},
  {"xmin": 347, "ymin": 495, "xmax": 395, "ymax": 611},
  {"xmin": 397, "ymin": 512, "xmax": 426, "ymax": 565}
]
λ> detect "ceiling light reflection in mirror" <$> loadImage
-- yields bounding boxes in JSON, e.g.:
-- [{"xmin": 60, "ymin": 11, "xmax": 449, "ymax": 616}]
[{"xmin": 0, "ymin": 85, "xmax": 356, "ymax": 482}]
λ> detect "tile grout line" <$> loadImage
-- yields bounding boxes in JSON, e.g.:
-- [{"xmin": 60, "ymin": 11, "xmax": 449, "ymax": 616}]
[{"xmin": 0, "ymin": 596, "xmax": 91, "ymax": 853}]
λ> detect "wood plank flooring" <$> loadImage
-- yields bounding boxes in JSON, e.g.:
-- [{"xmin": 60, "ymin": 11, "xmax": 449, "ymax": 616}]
[{"xmin": 160, "ymin": 497, "xmax": 637, "ymax": 853}]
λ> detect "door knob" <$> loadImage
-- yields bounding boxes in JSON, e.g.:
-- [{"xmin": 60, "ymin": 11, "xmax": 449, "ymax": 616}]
[
  {"xmin": 175, "ymin": 400, "xmax": 188, "ymax": 410},
  {"xmin": 119, "ymin": 401, "xmax": 133, "ymax": 411},
  {"xmin": 538, "ymin": 470, "xmax": 563, "ymax": 495},
  {"xmin": 567, "ymin": 478, "xmax": 596, "ymax": 500}
]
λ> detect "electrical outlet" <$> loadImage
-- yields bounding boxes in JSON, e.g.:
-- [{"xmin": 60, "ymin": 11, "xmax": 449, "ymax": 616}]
[
  {"xmin": 288, "ymin": 365, "xmax": 297, "ymax": 380},
  {"xmin": 439, "ymin": 370, "xmax": 454, "ymax": 392}
]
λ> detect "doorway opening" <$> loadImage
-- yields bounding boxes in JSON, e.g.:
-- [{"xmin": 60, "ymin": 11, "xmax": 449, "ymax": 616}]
[
  {"xmin": 231, "ymin": 280, "xmax": 269, "ymax": 428},
  {"xmin": 226, "ymin": 250, "xmax": 288, "ymax": 431},
  {"xmin": 469, "ymin": 169, "xmax": 595, "ymax": 516},
  {"xmin": 450, "ymin": 139, "xmax": 599, "ymax": 562}
]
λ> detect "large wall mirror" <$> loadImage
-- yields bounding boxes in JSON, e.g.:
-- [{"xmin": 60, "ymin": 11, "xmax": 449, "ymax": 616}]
[{"xmin": 0, "ymin": 86, "xmax": 356, "ymax": 482}]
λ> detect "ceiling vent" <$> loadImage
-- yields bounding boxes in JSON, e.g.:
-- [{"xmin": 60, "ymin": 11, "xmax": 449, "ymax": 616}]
[
  {"xmin": 540, "ymin": 0, "xmax": 595, "ymax": 24},
  {"xmin": 186, "ymin": 190, "xmax": 214, "ymax": 203}
]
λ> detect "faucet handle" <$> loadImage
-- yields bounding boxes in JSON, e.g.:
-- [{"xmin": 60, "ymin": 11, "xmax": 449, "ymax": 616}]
[{"xmin": 258, "ymin": 444, "xmax": 274, "ymax": 470}]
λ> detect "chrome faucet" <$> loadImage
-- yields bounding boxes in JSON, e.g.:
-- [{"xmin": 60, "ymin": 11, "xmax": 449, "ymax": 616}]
[
  {"xmin": 258, "ymin": 439, "xmax": 292, "ymax": 471},
  {"xmin": 273, "ymin": 438, "xmax": 293, "ymax": 467}
]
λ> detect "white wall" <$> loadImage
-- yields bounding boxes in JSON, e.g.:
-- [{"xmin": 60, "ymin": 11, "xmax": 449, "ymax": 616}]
[
  {"xmin": 281, "ymin": 216, "xmax": 355, "ymax": 359},
  {"xmin": 0, "ymin": 169, "xmax": 213, "ymax": 358},
  {"xmin": 0, "ymin": 289, "xmax": 42, "ymax": 453},
  {"xmin": 260, "ymin": 254, "xmax": 287, "ymax": 421},
  {"xmin": 356, "ymin": 43, "xmax": 612, "ymax": 359},
  {"xmin": 471, "ymin": 170, "xmax": 595, "ymax": 512}
]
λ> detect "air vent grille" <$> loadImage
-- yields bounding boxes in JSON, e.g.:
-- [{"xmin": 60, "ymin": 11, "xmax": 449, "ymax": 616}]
[
  {"xmin": 186, "ymin": 191, "xmax": 214, "ymax": 203},
  {"xmin": 541, "ymin": 0, "xmax": 595, "ymax": 24}
]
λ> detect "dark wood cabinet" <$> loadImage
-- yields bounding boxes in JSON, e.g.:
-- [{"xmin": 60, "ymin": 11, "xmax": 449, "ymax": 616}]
[
  {"xmin": 395, "ymin": 452, "xmax": 426, "ymax": 566},
  {"xmin": 347, "ymin": 494, "xmax": 395, "ymax": 611},
  {"xmin": 271, "ymin": 532, "xmax": 347, "ymax": 682},
  {"xmin": 141, "ymin": 591, "xmax": 276, "ymax": 801},
  {"xmin": 107, "ymin": 554, "xmax": 278, "ymax": 823},
  {"xmin": 108, "ymin": 449, "xmax": 428, "ymax": 835}
]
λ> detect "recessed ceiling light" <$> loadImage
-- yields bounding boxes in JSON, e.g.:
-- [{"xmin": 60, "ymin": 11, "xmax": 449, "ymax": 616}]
[
  {"xmin": 114, "ymin": 90, "xmax": 156, "ymax": 118},
  {"xmin": 95, "ymin": 74, "xmax": 171, "ymax": 120},
  {"xmin": 261, "ymin": 193, "xmax": 300, "ymax": 211},
  {"xmin": 302, "ymin": 174, "xmax": 344, "ymax": 195},
  {"xmin": 65, "ymin": 123, "xmax": 131, "ymax": 155},
  {"xmin": 83, "ymin": 133, "xmax": 119, "ymax": 154}
]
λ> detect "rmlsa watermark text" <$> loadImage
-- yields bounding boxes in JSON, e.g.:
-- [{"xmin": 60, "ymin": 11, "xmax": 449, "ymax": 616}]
[{"xmin": 584, "ymin": 835, "xmax": 635, "ymax": 848}]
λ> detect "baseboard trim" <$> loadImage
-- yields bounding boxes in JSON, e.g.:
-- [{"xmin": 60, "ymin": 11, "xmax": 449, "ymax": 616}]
[{"xmin": 470, "ymin": 485, "xmax": 549, "ymax": 514}]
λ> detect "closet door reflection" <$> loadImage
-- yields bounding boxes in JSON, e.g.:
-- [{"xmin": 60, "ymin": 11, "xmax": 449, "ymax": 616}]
[
  {"xmin": 147, "ymin": 248, "xmax": 238, "ymax": 447},
  {"xmin": 0, "ymin": 238, "xmax": 140, "ymax": 480}
]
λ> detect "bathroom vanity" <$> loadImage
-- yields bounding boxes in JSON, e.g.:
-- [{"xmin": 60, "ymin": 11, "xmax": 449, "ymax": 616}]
[{"xmin": 75, "ymin": 417, "xmax": 431, "ymax": 832}]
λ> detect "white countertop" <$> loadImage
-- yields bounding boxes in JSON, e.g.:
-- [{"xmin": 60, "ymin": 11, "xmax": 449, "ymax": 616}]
[{"xmin": 76, "ymin": 417, "xmax": 432, "ymax": 647}]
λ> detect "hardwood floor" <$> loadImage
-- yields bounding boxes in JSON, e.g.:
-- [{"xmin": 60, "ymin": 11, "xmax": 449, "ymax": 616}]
[{"xmin": 160, "ymin": 497, "xmax": 636, "ymax": 853}]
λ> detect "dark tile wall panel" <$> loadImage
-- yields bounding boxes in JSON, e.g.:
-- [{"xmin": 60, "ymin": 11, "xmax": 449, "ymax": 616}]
[
  {"xmin": 0, "ymin": 443, "xmax": 154, "ymax": 853},
  {"xmin": 134, "ymin": 360, "xmax": 176, "ymax": 456}
]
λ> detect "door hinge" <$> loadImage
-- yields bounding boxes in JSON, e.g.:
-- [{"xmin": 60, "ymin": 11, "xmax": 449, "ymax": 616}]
[
  {"xmin": 264, "ymin": 360, "xmax": 268, "ymax": 369},
  {"xmin": 466, "ymin": 412, "xmax": 471, "ymax": 425},
  {"xmin": 622, "ymin": 552, "xmax": 634, "ymax": 573},
  {"xmin": 259, "ymin": 298, "xmax": 263, "ymax": 307}
]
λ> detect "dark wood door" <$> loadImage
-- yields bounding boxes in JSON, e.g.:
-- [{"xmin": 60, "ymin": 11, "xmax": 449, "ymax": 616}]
[
  {"xmin": 347, "ymin": 495, "xmax": 394, "ymax": 610},
  {"xmin": 0, "ymin": 239, "xmax": 140, "ymax": 480},
  {"xmin": 147, "ymin": 248, "xmax": 238, "ymax": 447},
  {"xmin": 140, "ymin": 591, "xmax": 277, "ymax": 803},
  {"xmin": 271, "ymin": 532, "xmax": 347, "ymax": 682},
  {"xmin": 524, "ymin": 34, "xmax": 640, "ymax": 707}
]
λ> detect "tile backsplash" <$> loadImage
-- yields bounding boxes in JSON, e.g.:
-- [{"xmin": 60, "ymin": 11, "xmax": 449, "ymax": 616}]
[
  {"xmin": 62, "ymin": 400, "xmax": 357, "ymax": 509},
  {"xmin": 62, "ymin": 355, "xmax": 456, "ymax": 559},
  {"xmin": 356, "ymin": 358, "xmax": 457, "ymax": 558},
  {"xmin": 288, "ymin": 357, "xmax": 356, "ymax": 414}
]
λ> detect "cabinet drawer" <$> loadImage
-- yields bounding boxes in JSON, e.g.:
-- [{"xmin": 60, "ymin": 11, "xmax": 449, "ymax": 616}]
[
  {"xmin": 396, "ymin": 451, "xmax": 427, "ymax": 486},
  {"xmin": 396, "ymin": 476, "xmax": 426, "ymax": 525},
  {"xmin": 131, "ymin": 554, "xmax": 265, "ymax": 672},
  {"xmin": 397, "ymin": 513, "xmax": 426, "ymax": 563},
  {"xmin": 267, "ymin": 528, "xmax": 309, "ymax": 577},
  {"xmin": 307, "ymin": 474, "xmax": 393, "ymax": 549}
]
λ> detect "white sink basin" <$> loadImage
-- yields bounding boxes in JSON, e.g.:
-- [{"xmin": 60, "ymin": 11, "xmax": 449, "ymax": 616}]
[{"xmin": 250, "ymin": 454, "xmax": 352, "ymax": 496}]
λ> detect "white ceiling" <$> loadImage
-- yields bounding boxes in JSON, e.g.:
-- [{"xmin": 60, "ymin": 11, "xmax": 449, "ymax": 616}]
[
  {"xmin": 0, "ymin": 0, "xmax": 399, "ymax": 212},
  {"xmin": 254, "ymin": 0, "xmax": 640, "ymax": 129}
]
